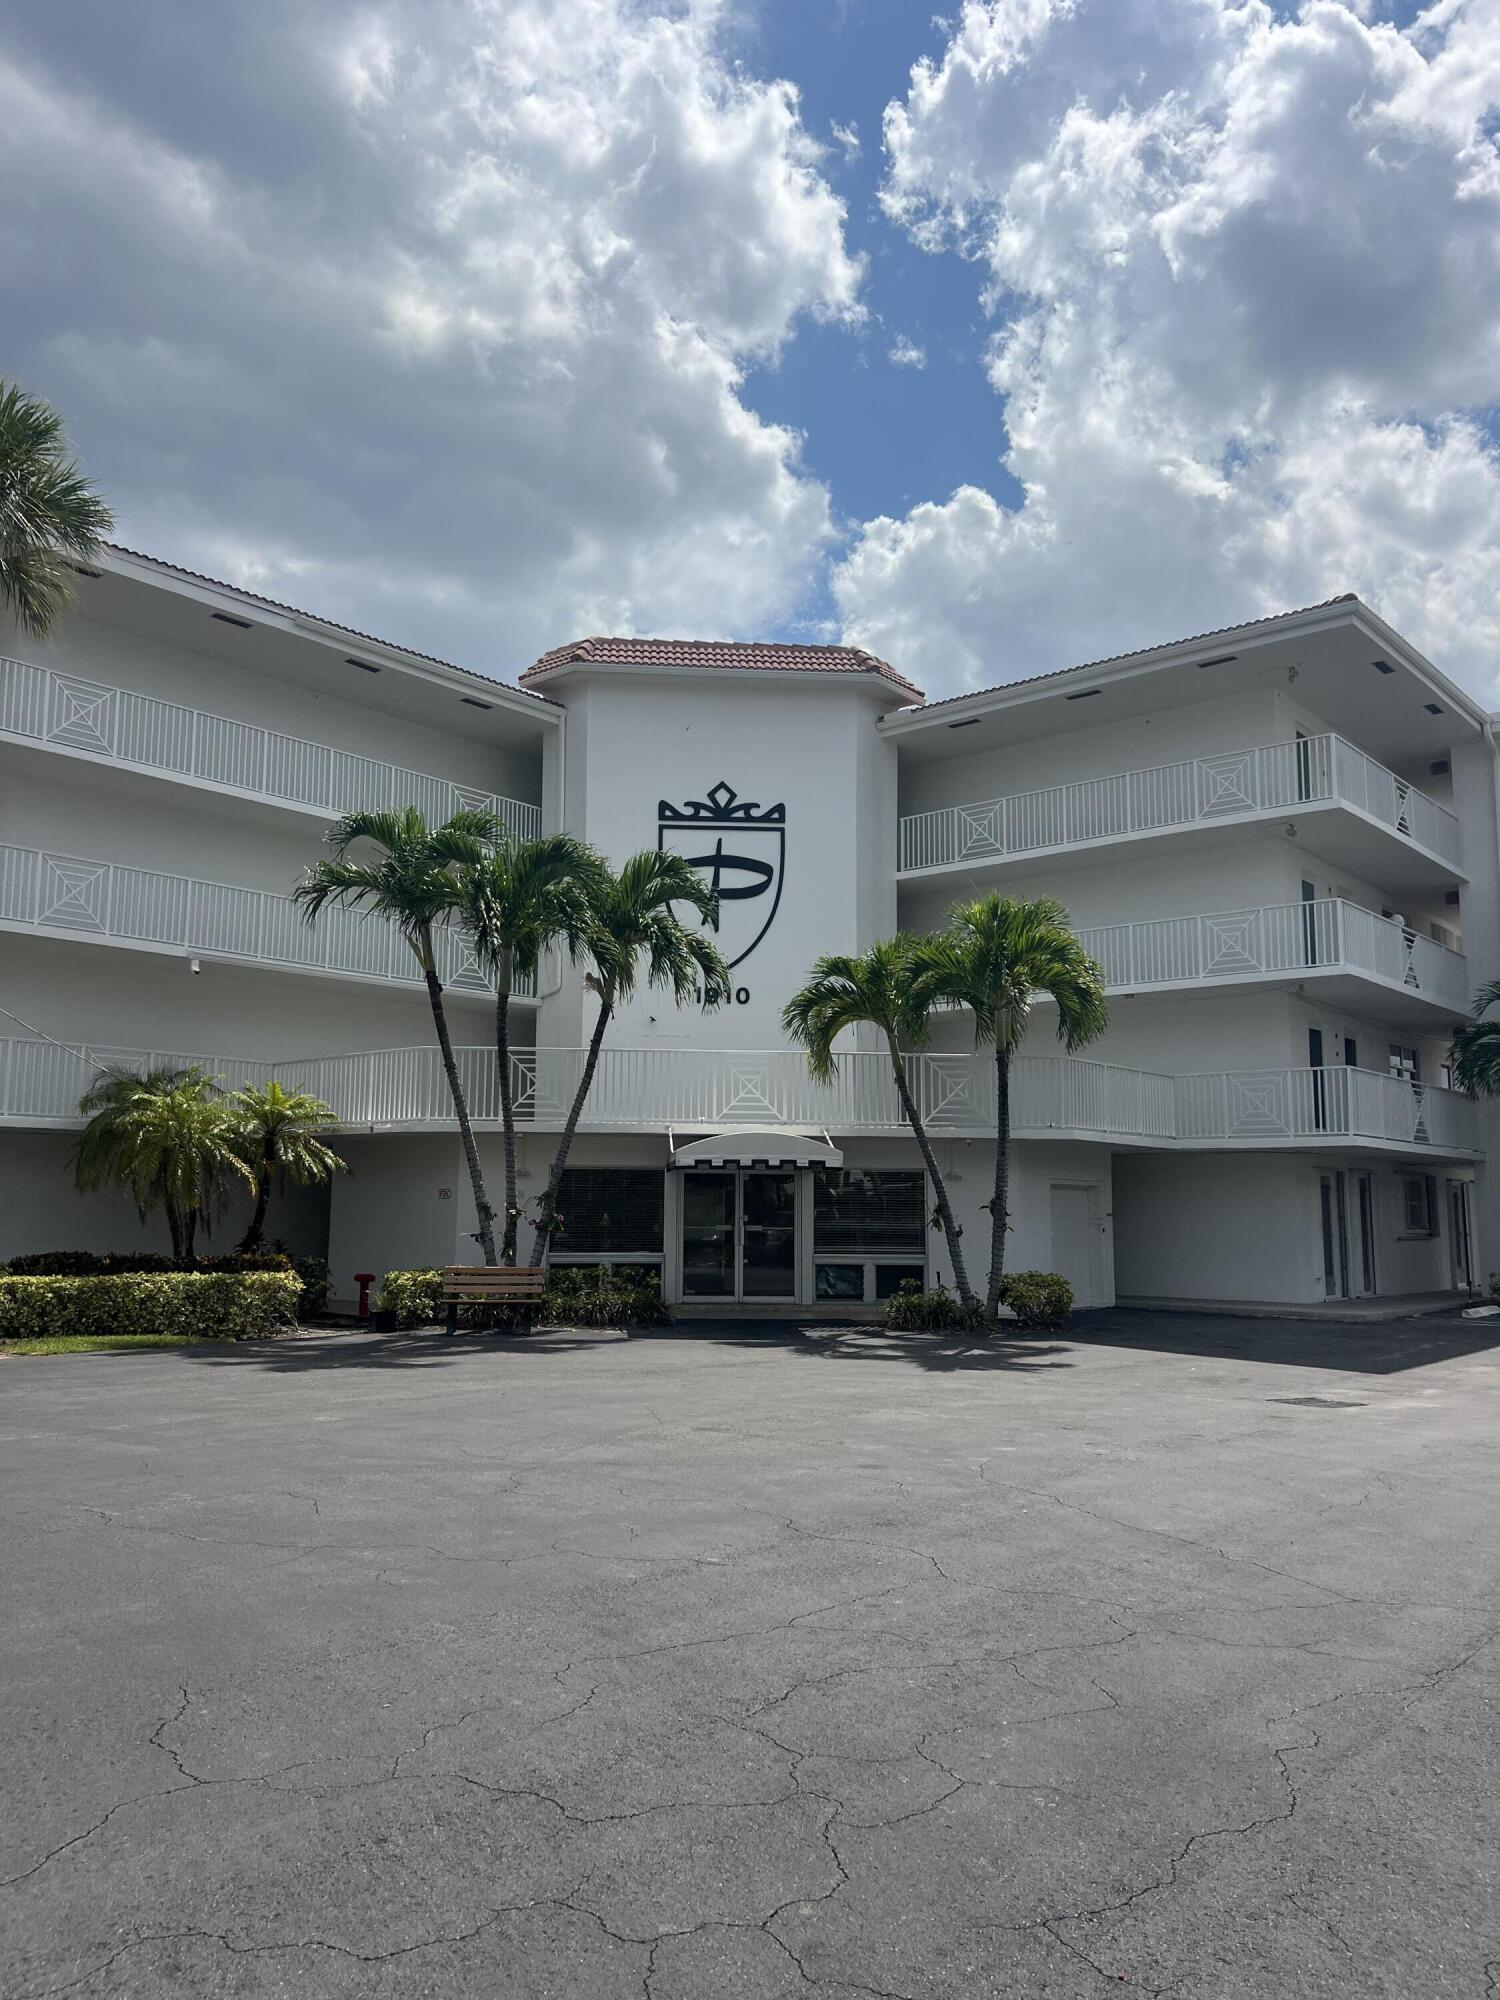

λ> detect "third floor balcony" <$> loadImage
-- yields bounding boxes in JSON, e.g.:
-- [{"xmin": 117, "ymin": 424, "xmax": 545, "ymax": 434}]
[
  {"xmin": 897, "ymin": 734, "xmax": 1464, "ymax": 890},
  {"xmin": 0, "ymin": 651, "xmax": 541, "ymax": 840}
]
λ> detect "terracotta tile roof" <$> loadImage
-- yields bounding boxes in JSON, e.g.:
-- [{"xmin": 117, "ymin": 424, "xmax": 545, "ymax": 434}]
[
  {"xmin": 521, "ymin": 635, "xmax": 923, "ymax": 699},
  {"xmin": 907, "ymin": 595, "xmax": 1363, "ymax": 714}
]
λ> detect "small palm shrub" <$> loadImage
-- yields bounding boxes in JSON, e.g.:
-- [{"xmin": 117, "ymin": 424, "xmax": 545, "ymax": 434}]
[
  {"xmin": 883, "ymin": 1279, "xmax": 987, "ymax": 1333},
  {"xmin": 997, "ymin": 1271, "xmax": 1073, "ymax": 1329}
]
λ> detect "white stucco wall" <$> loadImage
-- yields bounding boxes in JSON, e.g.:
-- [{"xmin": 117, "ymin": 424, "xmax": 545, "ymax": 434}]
[{"xmin": 0, "ymin": 1128, "xmax": 329, "ymax": 1265}]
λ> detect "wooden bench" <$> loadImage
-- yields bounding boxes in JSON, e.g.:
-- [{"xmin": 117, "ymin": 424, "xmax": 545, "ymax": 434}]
[{"xmin": 440, "ymin": 1265, "xmax": 547, "ymax": 1335}]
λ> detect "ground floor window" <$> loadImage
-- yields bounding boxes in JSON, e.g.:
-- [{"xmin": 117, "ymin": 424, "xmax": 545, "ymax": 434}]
[
  {"xmin": 1400, "ymin": 1173, "xmax": 1437, "ymax": 1238},
  {"xmin": 548, "ymin": 1169, "xmax": 664, "ymax": 1265},
  {"xmin": 812, "ymin": 1169, "xmax": 926, "ymax": 1303}
]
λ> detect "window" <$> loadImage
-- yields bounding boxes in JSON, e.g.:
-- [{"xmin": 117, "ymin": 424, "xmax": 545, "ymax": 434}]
[
  {"xmin": 550, "ymin": 1169, "xmax": 664, "ymax": 1257},
  {"xmin": 813, "ymin": 1170, "xmax": 925, "ymax": 1251},
  {"xmin": 1400, "ymin": 1175, "xmax": 1436, "ymax": 1237},
  {"xmin": 1389, "ymin": 1044, "xmax": 1420, "ymax": 1083}
]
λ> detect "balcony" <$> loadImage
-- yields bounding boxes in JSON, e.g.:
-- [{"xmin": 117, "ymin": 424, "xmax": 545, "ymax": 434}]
[
  {"xmin": 0, "ymin": 842, "xmax": 543, "ymax": 999},
  {"xmin": 0, "ymin": 652, "xmax": 541, "ymax": 839},
  {"xmin": 1175, "ymin": 1065, "xmax": 1477, "ymax": 1153},
  {"xmin": 1073, "ymin": 898, "xmax": 1470, "ymax": 1024},
  {"xmin": 898, "ymin": 734, "xmax": 1463, "ymax": 888},
  {"xmin": 1, "ymin": 1038, "xmax": 1477, "ymax": 1156}
]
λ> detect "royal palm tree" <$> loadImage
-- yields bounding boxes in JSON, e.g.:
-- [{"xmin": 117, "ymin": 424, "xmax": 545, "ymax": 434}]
[
  {"xmin": 0, "ymin": 382, "xmax": 113, "ymax": 639},
  {"xmin": 528, "ymin": 850, "xmax": 728, "ymax": 1266},
  {"xmin": 293, "ymin": 805, "xmax": 501, "ymax": 1261},
  {"xmin": 74, "ymin": 1065, "xmax": 253, "ymax": 1261},
  {"xmin": 229, "ymin": 1081, "xmax": 349, "ymax": 1252},
  {"xmin": 1450, "ymin": 980, "xmax": 1500, "ymax": 1098},
  {"xmin": 454, "ymin": 834, "xmax": 604, "ymax": 1261},
  {"xmin": 784, "ymin": 937, "xmax": 974, "ymax": 1305},
  {"xmin": 917, "ymin": 895, "xmax": 1107, "ymax": 1315}
]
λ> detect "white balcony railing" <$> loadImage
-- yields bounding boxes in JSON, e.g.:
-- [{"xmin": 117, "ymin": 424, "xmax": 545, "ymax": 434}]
[
  {"xmin": 0, "ymin": 842, "xmax": 542, "ymax": 998},
  {"xmin": 0, "ymin": 653, "xmax": 541, "ymax": 840},
  {"xmin": 898, "ymin": 734, "xmax": 1462, "ymax": 874},
  {"xmin": 1175, "ymin": 1065, "xmax": 1477, "ymax": 1151},
  {"xmin": 1077, "ymin": 898, "xmax": 1470, "ymax": 1015},
  {"xmin": 1, "ymin": 1038, "xmax": 1478, "ymax": 1153}
]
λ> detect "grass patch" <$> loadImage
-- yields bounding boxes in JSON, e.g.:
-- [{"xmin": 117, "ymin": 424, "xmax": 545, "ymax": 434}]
[{"xmin": 1, "ymin": 1333, "xmax": 202, "ymax": 1357}]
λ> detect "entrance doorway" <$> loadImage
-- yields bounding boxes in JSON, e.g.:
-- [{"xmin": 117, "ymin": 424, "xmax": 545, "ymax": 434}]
[
  {"xmin": 1048, "ymin": 1183, "xmax": 1103, "ymax": 1309},
  {"xmin": 680, "ymin": 1170, "xmax": 797, "ymax": 1301},
  {"xmin": 1319, "ymin": 1170, "xmax": 1376, "ymax": 1299}
]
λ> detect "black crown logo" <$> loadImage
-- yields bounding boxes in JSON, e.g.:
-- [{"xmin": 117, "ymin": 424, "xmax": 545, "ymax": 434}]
[{"xmin": 658, "ymin": 780, "xmax": 786, "ymax": 827}]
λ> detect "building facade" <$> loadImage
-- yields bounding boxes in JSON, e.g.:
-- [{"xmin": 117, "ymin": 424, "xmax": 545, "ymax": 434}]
[{"xmin": 2, "ymin": 550, "xmax": 1495, "ymax": 1312}]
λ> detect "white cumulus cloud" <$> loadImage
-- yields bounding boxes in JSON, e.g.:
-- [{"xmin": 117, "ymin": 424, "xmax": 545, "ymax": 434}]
[
  {"xmin": 0, "ymin": 0, "xmax": 862, "ymax": 676},
  {"xmin": 888, "ymin": 335, "xmax": 928, "ymax": 368},
  {"xmin": 836, "ymin": 0, "xmax": 1500, "ymax": 701}
]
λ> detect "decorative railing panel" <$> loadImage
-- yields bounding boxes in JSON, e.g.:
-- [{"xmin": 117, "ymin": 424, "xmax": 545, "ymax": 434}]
[
  {"xmin": 2, "ymin": 1038, "xmax": 1474, "ymax": 1151},
  {"xmin": 1074, "ymin": 898, "xmax": 1469, "ymax": 1014},
  {"xmin": 898, "ymin": 734, "xmax": 1461, "ymax": 873},
  {"xmin": 0, "ymin": 653, "xmax": 541, "ymax": 839},
  {"xmin": 0, "ymin": 841, "xmax": 536, "ymax": 997}
]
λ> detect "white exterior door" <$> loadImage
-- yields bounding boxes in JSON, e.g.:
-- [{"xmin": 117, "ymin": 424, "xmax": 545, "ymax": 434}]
[{"xmin": 1049, "ymin": 1183, "xmax": 1101, "ymax": 1309}]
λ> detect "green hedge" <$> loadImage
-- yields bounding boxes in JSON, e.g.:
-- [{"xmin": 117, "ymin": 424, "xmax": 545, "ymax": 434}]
[
  {"xmin": 883, "ymin": 1271, "xmax": 1074, "ymax": 1332},
  {"xmin": 378, "ymin": 1265, "xmax": 672, "ymax": 1331},
  {"xmin": 0, "ymin": 1272, "xmax": 303, "ymax": 1343},
  {"xmin": 997, "ymin": 1270, "xmax": 1073, "ymax": 1329},
  {"xmin": 4, "ymin": 1250, "xmax": 329, "ymax": 1320}
]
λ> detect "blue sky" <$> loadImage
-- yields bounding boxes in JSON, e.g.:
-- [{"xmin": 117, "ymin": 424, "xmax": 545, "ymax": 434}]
[
  {"xmin": 1, "ymin": 0, "xmax": 1496, "ymax": 699},
  {"xmin": 739, "ymin": 1, "xmax": 1018, "ymax": 533}
]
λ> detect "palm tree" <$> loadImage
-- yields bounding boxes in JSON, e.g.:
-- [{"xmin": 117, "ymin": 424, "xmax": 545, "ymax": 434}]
[
  {"xmin": 1450, "ymin": 980, "xmax": 1500, "ymax": 1097},
  {"xmin": 784, "ymin": 938, "xmax": 974, "ymax": 1305},
  {"xmin": 917, "ymin": 895, "xmax": 1108, "ymax": 1315},
  {"xmin": 228, "ymin": 1081, "xmax": 349, "ymax": 1252},
  {"xmin": 74, "ymin": 1065, "xmax": 253, "ymax": 1261},
  {"xmin": 293, "ymin": 805, "xmax": 502, "ymax": 1261},
  {"xmin": 527, "ymin": 850, "xmax": 728, "ymax": 1266},
  {"xmin": 454, "ymin": 834, "xmax": 604, "ymax": 1261},
  {"xmin": 0, "ymin": 382, "xmax": 114, "ymax": 639}
]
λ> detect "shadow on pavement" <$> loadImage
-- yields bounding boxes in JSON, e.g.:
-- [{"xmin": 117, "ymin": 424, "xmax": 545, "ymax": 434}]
[
  {"xmin": 1065, "ymin": 1307, "xmax": 1500, "ymax": 1376},
  {"xmin": 175, "ymin": 1329, "xmax": 619, "ymax": 1372},
  {"xmin": 632, "ymin": 1323, "xmax": 1075, "ymax": 1372}
]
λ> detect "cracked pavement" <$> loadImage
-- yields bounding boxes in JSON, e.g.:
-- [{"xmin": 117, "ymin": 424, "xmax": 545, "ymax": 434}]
[{"xmin": 1, "ymin": 1310, "xmax": 1497, "ymax": 1997}]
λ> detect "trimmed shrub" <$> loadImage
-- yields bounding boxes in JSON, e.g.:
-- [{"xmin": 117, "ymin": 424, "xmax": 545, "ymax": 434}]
[
  {"xmin": 3, "ymin": 1249, "xmax": 293, "ymax": 1276},
  {"xmin": 290, "ymin": 1256, "xmax": 330, "ymax": 1320},
  {"xmin": 997, "ymin": 1270, "xmax": 1073, "ymax": 1330},
  {"xmin": 0, "ymin": 1272, "xmax": 303, "ymax": 1343},
  {"xmin": 883, "ymin": 1279, "xmax": 987, "ymax": 1333},
  {"xmin": 377, "ymin": 1264, "xmax": 673, "ymax": 1332}
]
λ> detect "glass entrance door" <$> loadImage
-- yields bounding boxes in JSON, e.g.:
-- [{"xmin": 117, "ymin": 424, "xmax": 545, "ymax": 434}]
[
  {"xmin": 741, "ymin": 1172, "xmax": 796, "ymax": 1298},
  {"xmin": 682, "ymin": 1171, "xmax": 737, "ymax": 1298},
  {"xmin": 679, "ymin": 1170, "xmax": 799, "ymax": 1301}
]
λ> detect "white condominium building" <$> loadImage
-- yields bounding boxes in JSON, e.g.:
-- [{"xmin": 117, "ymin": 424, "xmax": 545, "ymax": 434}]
[{"xmin": 2, "ymin": 548, "xmax": 1495, "ymax": 1313}]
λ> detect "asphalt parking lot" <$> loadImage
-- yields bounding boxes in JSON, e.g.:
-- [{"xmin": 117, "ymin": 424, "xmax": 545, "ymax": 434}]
[{"xmin": 3, "ymin": 1309, "xmax": 1497, "ymax": 1998}]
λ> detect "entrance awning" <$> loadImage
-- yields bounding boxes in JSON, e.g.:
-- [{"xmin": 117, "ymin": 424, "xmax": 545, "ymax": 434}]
[{"xmin": 668, "ymin": 1126, "xmax": 843, "ymax": 1169}]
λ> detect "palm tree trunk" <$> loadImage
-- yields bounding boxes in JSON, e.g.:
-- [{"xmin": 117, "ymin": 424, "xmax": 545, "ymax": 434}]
[
  {"xmin": 528, "ymin": 990, "xmax": 613, "ymax": 1268},
  {"xmin": 164, "ymin": 1195, "xmax": 185, "ymax": 1263},
  {"xmin": 495, "ymin": 972, "xmax": 518, "ymax": 1265},
  {"xmin": 986, "ymin": 1044, "xmax": 1012, "ymax": 1315},
  {"xmin": 888, "ymin": 1039, "xmax": 974, "ymax": 1306},
  {"xmin": 182, "ymin": 1206, "xmax": 198, "ymax": 1265},
  {"xmin": 240, "ymin": 1154, "xmax": 272, "ymax": 1253},
  {"xmin": 423, "ymin": 967, "xmax": 497, "ymax": 1265}
]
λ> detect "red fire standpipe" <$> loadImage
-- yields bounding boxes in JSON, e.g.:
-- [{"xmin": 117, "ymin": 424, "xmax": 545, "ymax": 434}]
[{"xmin": 353, "ymin": 1272, "xmax": 376, "ymax": 1320}]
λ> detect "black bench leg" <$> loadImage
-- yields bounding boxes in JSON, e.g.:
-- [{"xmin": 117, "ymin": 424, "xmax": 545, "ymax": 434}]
[{"xmin": 445, "ymin": 1301, "xmax": 458, "ymax": 1337}]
